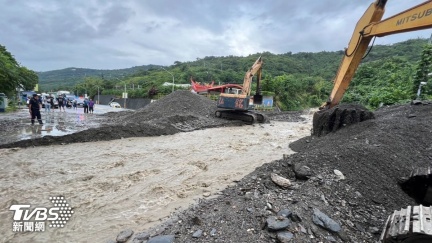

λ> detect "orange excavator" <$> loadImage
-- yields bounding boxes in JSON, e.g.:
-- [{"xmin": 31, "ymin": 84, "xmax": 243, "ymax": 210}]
[
  {"xmin": 312, "ymin": 1, "xmax": 432, "ymax": 242},
  {"xmin": 215, "ymin": 56, "xmax": 266, "ymax": 124},
  {"xmin": 313, "ymin": 0, "xmax": 432, "ymax": 137}
]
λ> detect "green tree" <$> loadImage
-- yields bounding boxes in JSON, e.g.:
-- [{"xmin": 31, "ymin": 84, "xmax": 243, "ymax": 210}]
[
  {"xmin": 0, "ymin": 45, "xmax": 38, "ymax": 96},
  {"xmin": 74, "ymin": 76, "xmax": 105, "ymax": 98},
  {"xmin": 412, "ymin": 44, "xmax": 432, "ymax": 99},
  {"xmin": 18, "ymin": 66, "xmax": 38, "ymax": 90},
  {"xmin": 344, "ymin": 57, "xmax": 414, "ymax": 109}
]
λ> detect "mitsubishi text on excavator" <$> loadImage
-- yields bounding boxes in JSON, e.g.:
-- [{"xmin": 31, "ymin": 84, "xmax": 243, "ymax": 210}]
[
  {"xmin": 313, "ymin": 0, "xmax": 432, "ymax": 137},
  {"xmin": 215, "ymin": 56, "xmax": 267, "ymax": 124}
]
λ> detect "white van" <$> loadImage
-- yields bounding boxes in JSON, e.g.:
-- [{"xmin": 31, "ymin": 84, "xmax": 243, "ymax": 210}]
[{"xmin": 57, "ymin": 91, "xmax": 71, "ymax": 96}]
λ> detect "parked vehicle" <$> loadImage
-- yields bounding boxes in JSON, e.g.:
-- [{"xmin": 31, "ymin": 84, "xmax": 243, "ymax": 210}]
[
  {"xmin": 109, "ymin": 102, "xmax": 121, "ymax": 108},
  {"xmin": 20, "ymin": 91, "xmax": 36, "ymax": 105},
  {"xmin": 57, "ymin": 91, "xmax": 71, "ymax": 97},
  {"xmin": 52, "ymin": 95, "xmax": 59, "ymax": 108},
  {"xmin": 42, "ymin": 94, "xmax": 59, "ymax": 108},
  {"xmin": 65, "ymin": 94, "xmax": 76, "ymax": 101},
  {"xmin": 75, "ymin": 98, "xmax": 84, "ymax": 107}
]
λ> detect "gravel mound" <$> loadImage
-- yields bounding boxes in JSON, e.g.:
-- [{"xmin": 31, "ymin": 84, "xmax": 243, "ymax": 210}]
[
  {"xmin": 146, "ymin": 103, "xmax": 432, "ymax": 242},
  {"xmin": 122, "ymin": 91, "xmax": 218, "ymax": 123}
]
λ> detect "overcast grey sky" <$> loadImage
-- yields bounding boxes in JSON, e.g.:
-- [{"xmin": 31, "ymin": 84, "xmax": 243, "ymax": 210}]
[{"xmin": 1, "ymin": 0, "xmax": 431, "ymax": 72}]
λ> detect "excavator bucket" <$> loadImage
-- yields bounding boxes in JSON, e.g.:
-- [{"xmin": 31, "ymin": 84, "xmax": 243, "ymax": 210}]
[
  {"xmin": 312, "ymin": 104, "xmax": 374, "ymax": 136},
  {"xmin": 253, "ymin": 94, "xmax": 263, "ymax": 105}
]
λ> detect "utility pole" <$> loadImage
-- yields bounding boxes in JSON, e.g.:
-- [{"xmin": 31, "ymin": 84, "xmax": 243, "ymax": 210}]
[
  {"xmin": 96, "ymin": 86, "xmax": 100, "ymax": 104},
  {"xmin": 161, "ymin": 67, "xmax": 175, "ymax": 93},
  {"xmin": 124, "ymin": 84, "xmax": 127, "ymax": 108}
]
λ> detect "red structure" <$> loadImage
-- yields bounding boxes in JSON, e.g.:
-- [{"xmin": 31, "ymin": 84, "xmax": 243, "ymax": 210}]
[{"xmin": 190, "ymin": 78, "xmax": 243, "ymax": 94}]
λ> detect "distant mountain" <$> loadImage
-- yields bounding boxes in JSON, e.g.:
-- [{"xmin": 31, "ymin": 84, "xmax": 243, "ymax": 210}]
[
  {"xmin": 37, "ymin": 65, "xmax": 159, "ymax": 91},
  {"xmin": 37, "ymin": 38, "xmax": 429, "ymax": 91}
]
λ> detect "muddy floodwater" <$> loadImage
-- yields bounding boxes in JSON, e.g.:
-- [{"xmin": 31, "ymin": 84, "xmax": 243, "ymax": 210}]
[{"xmin": 0, "ymin": 114, "xmax": 312, "ymax": 243}]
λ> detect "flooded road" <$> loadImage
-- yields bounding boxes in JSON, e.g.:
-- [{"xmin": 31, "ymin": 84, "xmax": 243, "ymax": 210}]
[{"xmin": 0, "ymin": 105, "xmax": 129, "ymax": 145}]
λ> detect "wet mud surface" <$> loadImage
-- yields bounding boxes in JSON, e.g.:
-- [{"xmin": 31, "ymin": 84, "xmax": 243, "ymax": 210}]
[{"xmin": 0, "ymin": 105, "xmax": 129, "ymax": 146}]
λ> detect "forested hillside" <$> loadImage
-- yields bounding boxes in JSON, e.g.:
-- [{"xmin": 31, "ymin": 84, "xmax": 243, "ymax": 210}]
[
  {"xmin": 37, "ymin": 65, "xmax": 159, "ymax": 91},
  {"xmin": 38, "ymin": 38, "xmax": 431, "ymax": 110}
]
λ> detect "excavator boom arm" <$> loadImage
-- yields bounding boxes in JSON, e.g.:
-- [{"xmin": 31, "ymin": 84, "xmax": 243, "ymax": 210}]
[
  {"xmin": 241, "ymin": 56, "xmax": 263, "ymax": 96},
  {"xmin": 326, "ymin": 0, "xmax": 432, "ymax": 109},
  {"xmin": 364, "ymin": 1, "xmax": 432, "ymax": 37}
]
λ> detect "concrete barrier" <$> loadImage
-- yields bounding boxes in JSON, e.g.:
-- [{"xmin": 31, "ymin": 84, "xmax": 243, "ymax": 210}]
[
  {"xmin": 114, "ymin": 98, "xmax": 152, "ymax": 110},
  {"xmin": 97, "ymin": 95, "xmax": 117, "ymax": 105}
]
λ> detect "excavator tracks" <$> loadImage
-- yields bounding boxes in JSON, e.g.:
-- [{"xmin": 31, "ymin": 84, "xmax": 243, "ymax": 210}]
[
  {"xmin": 215, "ymin": 110, "xmax": 267, "ymax": 124},
  {"xmin": 380, "ymin": 205, "xmax": 432, "ymax": 243}
]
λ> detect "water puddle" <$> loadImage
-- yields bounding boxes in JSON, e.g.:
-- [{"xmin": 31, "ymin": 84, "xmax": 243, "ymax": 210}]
[
  {"xmin": 3, "ymin": 111, "xmax": 102, "ymax": 143},
  {"xmin": 0, "ymin": 105, "xmax": 131, "ymax": 145}
]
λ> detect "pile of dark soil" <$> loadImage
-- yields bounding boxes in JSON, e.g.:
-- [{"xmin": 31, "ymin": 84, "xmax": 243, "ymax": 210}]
[
  {"xmin": 142, "ymin": 103, "xmax": 432, "ymax": 242},
  {"xmin": 121, "ymin": 91, "xmax": 218, "ymax": 123},
  {"xmin": 0, "ymin": 91, "xmax": 303, "ymax": 149}
]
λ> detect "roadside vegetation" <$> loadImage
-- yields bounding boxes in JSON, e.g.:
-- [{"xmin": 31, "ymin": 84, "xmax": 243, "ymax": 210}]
[
  {"xmin": 0, "ymin": 45, "xmax": 38, "ymax": 97},
  {"xmin": 1, "ymin": 39, "xmax": 431, "ymax": 111}
]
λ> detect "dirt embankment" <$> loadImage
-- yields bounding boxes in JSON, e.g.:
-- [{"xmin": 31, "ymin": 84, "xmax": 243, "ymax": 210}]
[{"xmin": 143, "ymin": 103, "xmax": 432, "ymax": 242}]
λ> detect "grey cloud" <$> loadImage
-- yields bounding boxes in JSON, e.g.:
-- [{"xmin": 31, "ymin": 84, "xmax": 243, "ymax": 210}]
[
  {"xmin": 0, "ymin": 0, "xmax": 429, "ymax": 71},
  {"xmin": 141, "ymin": 21, "xmax": 162, "ymax": 33},
  {"xmin": 94, "ymin": 3, "xmax": 135, "ymax": 35}
]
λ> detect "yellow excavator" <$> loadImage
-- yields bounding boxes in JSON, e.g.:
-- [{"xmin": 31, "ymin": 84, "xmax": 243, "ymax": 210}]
[
  {"xmin": 312, "ymin": 1, "xmax": 432, "ymax": 242},
  {"xmin": 215, "ymin": 56, "xmax": 267, "ymax": 124},
  {"xmin": 313, "ymin": 0, "xmax": 432, "ymax": 137}
]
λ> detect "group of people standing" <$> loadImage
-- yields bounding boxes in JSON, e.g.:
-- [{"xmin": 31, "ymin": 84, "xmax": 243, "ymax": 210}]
[
  {"xmin": 42, "ymin": 95, "xmax": 55, "ymax": 112},
  {"xmin": 83, "ymin": 98, "xmax": 95, "ymax": 114},
  {"xmin": 28, "ymin": 94, "xmax": 96, "ymax": 125}
]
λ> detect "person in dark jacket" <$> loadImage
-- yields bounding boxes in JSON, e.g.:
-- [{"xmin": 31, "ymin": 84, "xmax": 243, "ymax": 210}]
[
  {"xmin": 88, "ymin": 99, "xmax": 95, "ymax": 114},
  {"xmin": 57, "ymin": 95, "xmax": 65, "ymax": 112},
  {"xmin": 29, "ymin": 94, "xmax": 43, "ymax": 125},
  {"xmin": 49, "ymin": 95, "xmax": 55, "ymax": 112},
  {"xmin": 83, "ymin": 98, "xmax": 89, "ymax": 113}
]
